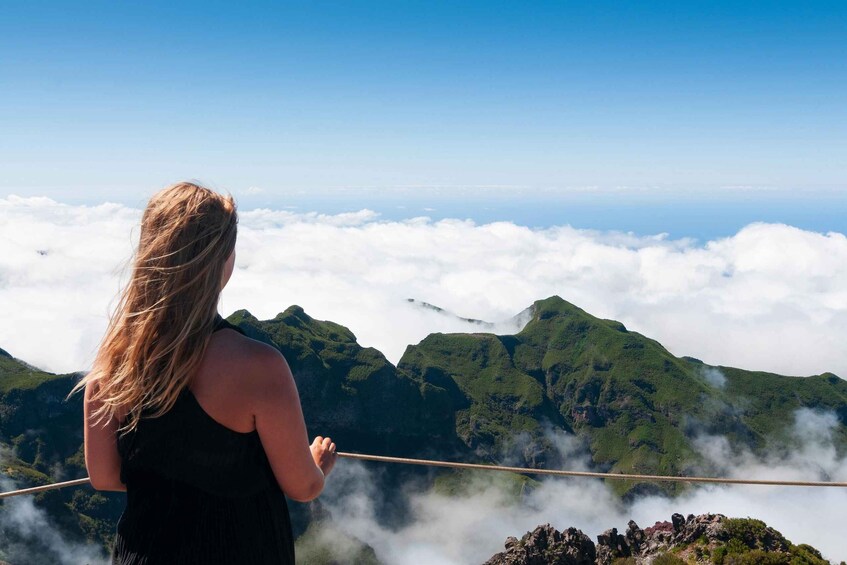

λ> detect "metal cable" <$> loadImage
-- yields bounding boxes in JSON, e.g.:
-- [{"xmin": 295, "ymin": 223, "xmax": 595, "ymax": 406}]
[
  {"xmin": 3, "ymin": 451, "xmax": 846, "ymax": 500},
  {"xmin": 0, "ymin": 477, "xmax": 91, "ymax": 500},
  {"xmin": 338, "ymin": 452, "xmax": 847, "ymax": 487}
]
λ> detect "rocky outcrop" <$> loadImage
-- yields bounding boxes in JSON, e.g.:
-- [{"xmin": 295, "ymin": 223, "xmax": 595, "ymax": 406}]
[
  {"xmin": 486, "ymin": 513, "xmax": 832, "ymax": 565},
  {"xmin": 484, "ymin": 524, "xmax": 596, "ymax": 565}
]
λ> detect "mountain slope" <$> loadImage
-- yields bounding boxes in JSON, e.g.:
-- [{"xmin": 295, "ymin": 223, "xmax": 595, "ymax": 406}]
[
  {"xmin": 0, "ymin": 353, "xmax": 120, "ymax": 562},
  {"xmin": 398, "ymin": 296, "xmax": 847, "ymax": 495}
]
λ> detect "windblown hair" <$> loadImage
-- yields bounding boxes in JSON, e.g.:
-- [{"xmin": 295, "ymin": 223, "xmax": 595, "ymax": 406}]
[{"xmin": 70, "ymin": 182, "xmax": 238, "ymax": 433}]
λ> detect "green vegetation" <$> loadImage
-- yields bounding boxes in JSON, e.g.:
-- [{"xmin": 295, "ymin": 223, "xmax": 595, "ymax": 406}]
[
  {"xmin": 707, "ymin": 518, "xmax": 830, "ymax": 565},
  {"xmin": 399, "ymin": 296, "xmax": 847, "ymax": 496},
  {"xmin": 294, "ymin": 521, "xmax": 381, "ymax": 565},
  {"xmin": 0, "ymin": 353, "xmax": 122, "ymax": 557},
  {"xmin": 0, "ymin": 350, "xmax": 59, "ymax": 393},
  {"xmin": 652, "ymin": 553, "xmax": 686, "ymax": 565}
]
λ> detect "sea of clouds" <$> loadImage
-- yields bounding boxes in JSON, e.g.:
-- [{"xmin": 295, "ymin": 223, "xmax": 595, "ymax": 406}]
[
  {"xmin": 1, "ymin": 195, "xmax": 845, "ymax": 378},
  {"xmin": 1, "ymin": 195, "xmax": 847, "ymax": 562}
]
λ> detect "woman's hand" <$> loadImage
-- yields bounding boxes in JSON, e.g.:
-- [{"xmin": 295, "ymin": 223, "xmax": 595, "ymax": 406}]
[{"xmin": 311, "ymin": 436, "xmax": 337, "ymax": 477}]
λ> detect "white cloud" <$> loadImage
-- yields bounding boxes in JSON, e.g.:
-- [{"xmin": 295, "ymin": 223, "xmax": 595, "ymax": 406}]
[
  {"xmin": 0, "ymin": 196, "xmax": 845, "ymax": 380},
  {"xmin": 0, "ymin": 197, "xmax": 139, "ymax": 372}
]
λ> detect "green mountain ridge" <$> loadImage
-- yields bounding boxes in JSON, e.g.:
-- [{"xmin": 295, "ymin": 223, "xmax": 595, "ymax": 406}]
[
  {"xmin": 1, "ymin": 295, "xmax": 845, "ymax": 560},
  {"xmin": 400, "ymin": 296, "xmax": 847, "ymax": 494}
]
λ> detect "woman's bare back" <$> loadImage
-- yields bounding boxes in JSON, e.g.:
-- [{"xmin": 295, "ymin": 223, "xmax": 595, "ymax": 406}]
[
  {"xmin": 188, "ymin": 327, "xmax": 267, "ymax": 434},
  {"xmin": 188, "ymin": 319, "xmax": 337, "ymax": 502}
]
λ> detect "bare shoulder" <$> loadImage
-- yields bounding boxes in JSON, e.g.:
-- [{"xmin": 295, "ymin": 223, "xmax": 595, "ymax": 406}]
[
  {"xmin": 209, "ymin": 329, "xmax": 282, "ymax": 364},
  {"xmin": 205, "ymin": 329, "xmax": 292, "ymax": 396},
  {"xmin": 188, "ymin": 329, "xmax": 294, "ymax": 433}
]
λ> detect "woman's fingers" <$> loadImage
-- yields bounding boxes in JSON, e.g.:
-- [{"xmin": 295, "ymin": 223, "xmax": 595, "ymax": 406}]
[{"xmin": 309, "ymin": 435, "xmax": 337, "ymax": 476}]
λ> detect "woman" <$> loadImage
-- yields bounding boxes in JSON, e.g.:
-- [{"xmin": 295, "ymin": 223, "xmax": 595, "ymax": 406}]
[{"xmin": 71, "ymin": 182, "xmax": 336, "ymax": 564}]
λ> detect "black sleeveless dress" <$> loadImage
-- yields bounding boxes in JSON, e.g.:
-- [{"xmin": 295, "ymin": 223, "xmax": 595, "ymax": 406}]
[{"xmin": 112, "ymin": 317, "xmax": 295, "ymax": 564}]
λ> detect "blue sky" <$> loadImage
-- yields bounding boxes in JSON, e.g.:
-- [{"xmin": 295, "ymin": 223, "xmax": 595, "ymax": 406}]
[{"xmin": 1, "ymin": 1, "xmax": 845, "ymax": 236}]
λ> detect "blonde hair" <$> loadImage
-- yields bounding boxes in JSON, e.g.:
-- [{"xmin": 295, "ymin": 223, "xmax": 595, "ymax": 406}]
[{"xmin": 70, "ymin": 182, "xmax": 238, "ymax": 433}]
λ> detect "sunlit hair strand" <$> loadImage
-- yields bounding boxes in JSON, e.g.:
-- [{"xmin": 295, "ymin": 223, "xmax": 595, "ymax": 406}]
[{"xmin": 69, "ymin": 182, "xmax": 238, "ymax": 434}]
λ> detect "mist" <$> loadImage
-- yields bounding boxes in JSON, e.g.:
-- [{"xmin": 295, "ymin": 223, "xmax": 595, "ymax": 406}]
[
  {"xmin": 314, "ymin": 408, "xmax": 847, "ymax": 564},
  {"xmin": 0, "ymin": 448, "xmax": 108, "ymax": 565},
  {"xmin": 699, "ymin": 367, "xmax": 727, "ymax": 389}
]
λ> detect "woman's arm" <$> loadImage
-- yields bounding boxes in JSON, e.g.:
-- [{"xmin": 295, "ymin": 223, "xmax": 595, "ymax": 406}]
[
  {"xmin": 83, "ymin": 381, "xmax": 127, "ymax": 492},
  {"xmin": 249, "ymin": 344, "xmax": 336, "ymax": 502}
]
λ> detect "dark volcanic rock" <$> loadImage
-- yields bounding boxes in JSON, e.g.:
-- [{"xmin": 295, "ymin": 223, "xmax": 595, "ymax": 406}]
[
  {"xmin": 488, "ymin": 513, "xmax": 829, "ymax": 565},
  {"xmin": 595, "ymin": 527, "xmax": 630, "ymax": 564},
  {"xmin": 485, "ymin": 524, "xmax": 595, "ymax": 565},
  {"xmin": 671, "ymin": 512, "xmax": 685, "ymax": 532},
  {"xmin": 623, "ymin": 520, "xmax": 644, "ymax": 553},
  {"xmin": 670, "ymin": 513, "xmax": 727, "ymax": 547}
]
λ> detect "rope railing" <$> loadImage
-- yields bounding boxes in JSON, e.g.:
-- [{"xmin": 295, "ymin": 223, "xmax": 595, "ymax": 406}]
[
  {"xmin": 0, "ymin": 477, "xmax": 92, "ymax": 500},
  {"xmin": 339, "ymin": 452, "xmax": 847, "ymax": 487},
  {"xmin": 3, "ymin": 451, "xmax": 847, "ymax": 500}
]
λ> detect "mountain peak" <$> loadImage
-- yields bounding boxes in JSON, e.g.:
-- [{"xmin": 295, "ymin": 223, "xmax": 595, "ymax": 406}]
[
  {"xmin": 230, "ymin": 308, "xmax": 255, "ymax": 317},
  {"xmin": 0, "ymin": 346, "xmax": 11, "ymax": 359},
  {"xmin": 276, "ymin": 304, "xmax": 309, "ymax": 322},
  {"xmin": 531, "ymin": 295, "xmax": 588, "ymax": 318},
  {"xmin": 521, "ymin": 296, "xmax": 608, "ymax": 334},
  {"xmin": 523, "ymin": 296, "xmax": 632, "ymax": 337}
]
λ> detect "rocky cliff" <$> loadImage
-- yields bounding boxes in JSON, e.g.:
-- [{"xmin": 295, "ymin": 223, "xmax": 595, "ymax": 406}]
[{"xmin": 485, "ymin": 513, "xmax": 839, "ymax": 565}]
